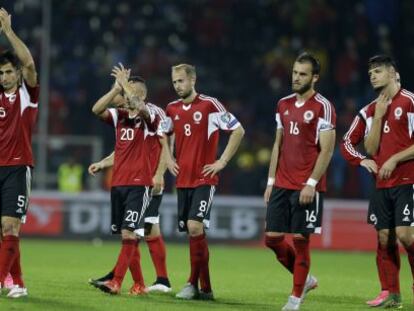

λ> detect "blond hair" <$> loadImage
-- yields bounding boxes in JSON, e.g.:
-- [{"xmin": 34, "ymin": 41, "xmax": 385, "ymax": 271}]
[{"xmin": 172, "ymin": 64, "xmax": 196, "ymax": 78}]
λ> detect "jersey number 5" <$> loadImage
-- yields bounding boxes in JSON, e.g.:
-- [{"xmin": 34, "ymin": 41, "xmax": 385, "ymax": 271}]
[{"xmin": 0, "ymin": 107, "xmax": 6, "ymax": 118}]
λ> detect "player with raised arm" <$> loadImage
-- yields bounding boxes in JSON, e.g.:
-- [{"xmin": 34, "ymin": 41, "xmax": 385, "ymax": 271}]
[
  {"xmin": 88, "ymin": 81, "xmax": 172, "ymax": 293},
  {"xmin": 0, "ymin": 8, "xmax": 38, "ymax": 298},
  {"xmin": 90, "ymin": 64, "xmax": 161, "ymax": 295},
  {"xmin": 263, "ymin": 53, "xmax": 336, "ymax": 311},
  {"xmin": 361, "ymin": 55, "xmax": 414, "ymax": 308},
  {"xmin": 160, "ymin": 64, "xmax": 244, "ymax": 300},
  {"xmin": 340, "ymin": 72, "xmax": 402, "ymax": 307}
]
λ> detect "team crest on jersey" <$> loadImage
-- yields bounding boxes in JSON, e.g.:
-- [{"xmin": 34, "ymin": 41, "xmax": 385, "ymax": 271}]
[
  {"xmin": 303, "ymin": 110, "xmax": 314, "ymax": 123},
  {"xmin": 193, "ymin": 111, "xmax": 202, "ymax": 124},
  {"xmin": 394, "ymin": 107, "xmax": 403, "ymax": 120},
  {"xmin": 8, "ymin": 94, "xmax": 16, "ymax": 103}
]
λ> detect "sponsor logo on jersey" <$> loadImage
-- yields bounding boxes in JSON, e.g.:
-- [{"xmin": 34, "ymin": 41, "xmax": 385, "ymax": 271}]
[
  {"xmin": 174, "ymin": 115, "xmax": 180, "ymax": 121},
  {"xmin": 193, "ymin": 111, "xmax": 202, "ymax": 124},
  {"xmin": 197, "ymin": 212, "xmax": 204, "ymax": 218},
  {"xmin": 306, "ymin": 223, "xmax": 315, "ymax": 229},
  {"xmin": 16, "ymin": 208, "xmax": 23, "ymax": 214},
  {"xmin": 284, "ymin": 110, "xmax": 289, "ymax": 115},
  {"xmin": 303, "ymin": 110, "xmax": 314, "ymax": 123},
  {"xmin": 403, "ymin": 216, "xmax": 411, "ymax": 222},
  {"xmin": 394, "ymin": 107, "xmax": 403, "ymax": 120},
  {"xmin": 128, "ymin": 223, "xmax": 135, "ymax": 228}
]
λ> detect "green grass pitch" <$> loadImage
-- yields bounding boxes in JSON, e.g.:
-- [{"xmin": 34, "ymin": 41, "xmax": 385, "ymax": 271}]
[{"xmin": 1, "ymin": 240, "xmax": 413, "ymax": 310}]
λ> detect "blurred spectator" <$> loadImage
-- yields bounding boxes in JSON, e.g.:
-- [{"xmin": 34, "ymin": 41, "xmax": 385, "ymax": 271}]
[{"xmin": 57, "ymin": 157, "xmax": 84, "ymax": 193}]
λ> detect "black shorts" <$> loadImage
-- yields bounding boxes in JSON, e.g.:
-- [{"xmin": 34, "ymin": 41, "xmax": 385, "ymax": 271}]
[
  {"xmin": 266, "ymin": 187, "xmax": 323, "ymax": 234},
  {"xmin": 0, "ymin": 165, "xmax": 32, "ymax": 223},
  {"xmin": 368, "ymin": 184, "xmax": 414, "ymax": 230},
  {"xmin": 177, "ymin": 185, "xmax": 216, "ymax": 232},
  {"xmin": 110, "ymin": 186, "xmax": 151, "ymax": 236},
  {"xmin": 145, "ymin": 193, "xmax": 163, "ymax": 224}
]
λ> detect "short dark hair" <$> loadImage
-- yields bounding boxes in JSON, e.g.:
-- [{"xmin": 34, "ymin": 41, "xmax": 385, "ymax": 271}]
[
  {"xmin": 295, "ymin": 52, "xmax": 320, "ymax": 75},
  {"xmin": 0, "ymin": 50, "xmax": 21, "ymax": 69},
  {"xmin": 129, "ymin": 75, "xmax": 146, "ymax": 84},
  {"xmin": 368, "ymin": 55, "xmax": 397, "ymax": 70}
]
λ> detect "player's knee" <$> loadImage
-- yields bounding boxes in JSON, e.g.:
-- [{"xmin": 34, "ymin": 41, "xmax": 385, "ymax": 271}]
[
  {"xmin": 396, "ymin": 229, "xmax": 413, "ymax": 247},
  {"xmin": 1, "ymin": 219, "xmax": 20, "ymax": 236},
  {"xmin": 187, "ymin": 221, "xmax": 203, "ymax": 236},
  {"xmin": 377, "ymin": 230, "xmax": 390, "ymax": 246}
]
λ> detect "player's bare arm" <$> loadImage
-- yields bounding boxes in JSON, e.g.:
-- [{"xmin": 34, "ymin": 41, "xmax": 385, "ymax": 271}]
[
  {"xmin": 91, "ymin": 81, "xmax": 122, "ymax": 119},
  {"xmin": 264, "ymin": 129, "xmax": 283, "ymax": 204},
  {"xmin": 0, "ymin": 8, "xmax": 37, "ymax": 87},
  {"xmin": 364, "ymin": 93, "xmax": 389, "ymax": 155},
  {"xmin": 152, "ymin": 138, "xmax": 169, "ymax": 195},
  {"xmin": 378, "ymin": 144, "xmax": 414, "ymax": 180},
  {"xmin": 88, "ymin": 152, "xmax": 114, "ymax": 176},
  {"xmin": 202, "ymin": 125, "xmax": 245, "ymax": 178},
  {"xmin": 160, "ymin": 135, "xmax": 179, "ymax": 176},
  {"xmin": 299, "ymin": 129, "xmax": 335, "ymax": 205}
]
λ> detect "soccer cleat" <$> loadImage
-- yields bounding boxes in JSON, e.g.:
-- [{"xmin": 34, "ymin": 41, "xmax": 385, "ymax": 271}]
[
  {"xmin": 175, "ymin": 283, "xmax": 197, "ymax": 299},
  {"xmin": 4, "ymin": 273, "xmax": 14, "ymax": 289},
  {"xmin": 129, "ymin": 283, "xmax": 147, "ymax": 295},
  {"xmin": 147, "ymin": 283, "xmax": 172, "ymax": 293},
  {"xmin": 300, "ymin": 274, "xmax": 318, "ymax": 302},
  {"xmin": 98, "ymin": 280, "xmax": 121, "ymax": 295},
  {"xmin": 366, "ymin": 290, "xmax": 389, "ymax": 307},
  {"xmin": 282, "ymin": 295, "xmax": 301, "ymax": 310},
  {"xmin": 198, "ymin": 289, "xmax": 214, "ymax": 300},
  {"xmin": 88, "ymin": 271, "xmax": 114, "ymax": 288},
  {"xmin": 7, "ymin": 286, "xmax": 28, "ymax": 298},
  {"xmin": 380, "ymin": 293, "xmax": 402, "ymax": 309}
]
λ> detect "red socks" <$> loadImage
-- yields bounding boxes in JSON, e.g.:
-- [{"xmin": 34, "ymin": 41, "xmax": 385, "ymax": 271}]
[
  {"xmin": 292, "ymin": 238, "xmax": 310, "ymax": 298},
  {"xmin": 113, "ymin": 239, "xmax": 138, "ymax": 285},
  {"xmin": 9, "ymin": 246, "xmax": 24, "ymax": 287},
  {"xmin": 379, "ymin": 244, "xmax": 400, "ymax": 294},
  {"xmin": 188, "ymin": 233, "xmax": 211, "ymax": 292},
  {"xmin": 404, "ymin": 242, "xmax": 414, "ymax": 287},
  {"xmin": 146, "ymin": 236, "xmax": 168, "ymax": 279},
  {"xmin": 128, "ymin": 240, "xmax": 144, "ymax": 285},
  {"xmin": 265, "ymin": 235, "xmax": 295, "ymax": 273},
  {"xmin": 0, "ymin": 236, "xmax": 19, "ymax": 285}
]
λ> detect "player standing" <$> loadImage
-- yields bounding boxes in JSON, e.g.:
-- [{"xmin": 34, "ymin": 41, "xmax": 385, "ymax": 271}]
[
  {"xmin": 362, "ymin": 55, "xmax": 414, "ymax": 308},
  {"xmin": 263, "ymin": 53, "xmax": 336, "ymax": 311},
  {"xmin": 340, "ymin": 72, "xmax": 402, "ymax": 307},
  {"xmin": 88, "ymin": 80, "xmax": 172, "ymax": 293},
  {"xmin": 0, "ymin": 8, "xmax": 38, "ymax": 298},
  {"xmin": 161, "ymin": 64, "xmax": 244, "ymax": 300},
  {"xmin": 90, "ymin": 65, "xmax": 160, "ymax": 295}
]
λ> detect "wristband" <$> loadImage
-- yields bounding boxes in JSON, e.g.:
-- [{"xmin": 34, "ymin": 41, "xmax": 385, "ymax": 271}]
[
  {"xmin": 267, "ymin": 177, "xmax": 275, "ymax": 186},
  {"xmin": 306, "ymin": 178, "xmax": 318, "ymax": 187}
]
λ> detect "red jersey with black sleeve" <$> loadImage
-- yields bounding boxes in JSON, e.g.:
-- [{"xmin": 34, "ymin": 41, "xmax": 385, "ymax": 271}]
[
  {"xmin": 161, "ymin": 94, "xmax": 241, "ymax": 188},
  {"xmin": 274, "ymin": 92, "xmax": 336, "ymax": 192},
  {"xmin": 103, "ymin": 105, "xmax": 160, "ymax": 187},
  {"xmin": 0, "ymin": 81, "xmax": 39, "ymax": 167}
]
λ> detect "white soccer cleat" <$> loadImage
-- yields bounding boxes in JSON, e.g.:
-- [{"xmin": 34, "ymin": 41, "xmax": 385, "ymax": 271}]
[
  {"xmin": 147, "ymin": 283, "xmax": 172, "ymax": 293},
  {"xmin": 300, "ymin": 274, "xmax": 318, "ymax": 302},
  {"xmin": 175, "ymin": 283, "xmax": 197, "ymax": 299},
  {"xmin": 7, "ymin": 286, "xmax": 28, "ymax": 298},
  {"xmin": 282, "ymin": 295, "xmax": 301, "ymax": 311}
]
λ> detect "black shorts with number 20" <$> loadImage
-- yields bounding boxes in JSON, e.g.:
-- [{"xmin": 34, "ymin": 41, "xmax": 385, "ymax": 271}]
[
  {"xmin": 177, "ymin": 185, "xmax": 216, "ymax": 232},
  {"xmin": 266, "ymin": 187, "xmax": 323, "ymax": 234},
  {"xmin": 110, "ymin": 186, "xmax": 151, "ymax": 237}
]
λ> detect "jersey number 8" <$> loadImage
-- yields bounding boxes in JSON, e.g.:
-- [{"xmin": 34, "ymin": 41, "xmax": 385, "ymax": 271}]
[{"xmin": 184, "ymin": 124, "xmax": 192, "ymax": 136}]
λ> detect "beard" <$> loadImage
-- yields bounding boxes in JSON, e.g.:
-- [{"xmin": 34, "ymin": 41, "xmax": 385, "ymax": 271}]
[
  {"xmin": 292, "ymin": 80, "xmax": 312, "ymax": 95},
  {"xmin": 180, "ymin": 89, "xmax": 193, "ymax": 100}
]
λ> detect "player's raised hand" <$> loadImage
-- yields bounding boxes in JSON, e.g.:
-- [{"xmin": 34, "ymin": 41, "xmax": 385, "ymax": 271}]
[
  {"xmin": 374, "ymin": 93, "xmax": 390, "ymax": 119},
  {"xmin": 0, "ymin": 8, "xmax": 12, "ymax": 35},
  {"xmin": 264, "ymin": 186, "xmax": 272, "ymax": 205},
  {"xmin": 152, "ymin": 174, "xmax": 164, "ymax": 195},
  {"xmin": 202, "ymin": 159, "xmax": 227, "ymax": 178},
  {"xmin": 88, "ymin": 162, "xmax": 103, "ymax": 176},
  {"xmin": 111, "ymin": 63, "xmax": 130, "ymax": 88},
  {"xmin": 378, "ymin": 157, "xmax": 397, "ymax": 180},
  {"xmin": 360, "ymin": 159, "xmax": 378, "ymax": 174},
  {"xmin": 299, "ymin": 185, "xmax": 315, "ymax": 205}
]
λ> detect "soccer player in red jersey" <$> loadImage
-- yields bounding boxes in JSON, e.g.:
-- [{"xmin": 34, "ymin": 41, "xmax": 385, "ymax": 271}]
[
  {"xmin": 360, "ymin": 55, "xmax": 414, "ymax": 308},
  {"xmin": 263, "ymin": 53, "xmax": 336, "ymax": 311},
  {"xmin": 340, "ymin": 71, "xmax": 402, "ymax": 307},
  {"xmin": 0, "ymin": 8, "xmax": 38, "ymax": 298},
  {"xmin": 90, "ymin": 64, "xmax": 162, "ymax": 295},
  {"xmin": 160, "ymin": 64, "xmax": 245, "ymax": 300},
  {"xmin": 88, "ymin": 80, "xmax": 172, "ymax": 293}
]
